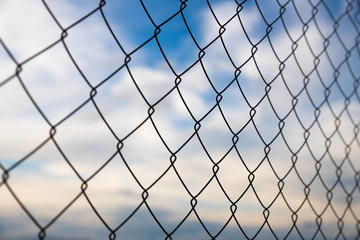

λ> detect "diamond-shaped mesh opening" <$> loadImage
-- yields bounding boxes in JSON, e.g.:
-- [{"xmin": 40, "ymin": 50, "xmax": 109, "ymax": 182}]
[
  {"xmin": 5, "ymin": 141, "xmax": 81, "ymax": 227},
  {"xmin": 53, "ymin": 102, "xmax": 118, "ymax": 179},
  {"xmin": 62, "ymin": 11, "xmax": 127, "ymax": 87},
  {"xmin": 17, "ymin": 43, "xmax": 91, "ymax": 124},
  {"xmin": 0, "ymin": 79, "xmax": 49, "ymax": 167}
]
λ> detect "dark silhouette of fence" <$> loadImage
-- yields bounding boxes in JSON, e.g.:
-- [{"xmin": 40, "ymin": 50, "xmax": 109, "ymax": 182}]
[{"xmin": 0, "ymin": 0, "xmax": 359, "ymax": 239}]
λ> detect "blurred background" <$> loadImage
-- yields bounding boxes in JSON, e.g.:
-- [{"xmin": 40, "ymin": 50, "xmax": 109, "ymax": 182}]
[{"xmin": 0, "ymin": 0, "xmax": 359, "ymax": 239}]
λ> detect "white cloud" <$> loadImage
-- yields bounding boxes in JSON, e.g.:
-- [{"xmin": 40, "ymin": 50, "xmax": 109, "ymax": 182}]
[{"xmin": 0, "ymin": 0, "xmax": 60, "ymax": 61}]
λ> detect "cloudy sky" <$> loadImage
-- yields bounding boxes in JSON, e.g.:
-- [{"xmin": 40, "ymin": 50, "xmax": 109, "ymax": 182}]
[{"xmin": 0, "ymin": 0, "xmax": 360, "ymax": 239}]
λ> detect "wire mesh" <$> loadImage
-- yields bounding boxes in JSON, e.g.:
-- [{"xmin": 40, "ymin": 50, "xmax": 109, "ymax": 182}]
[{"xmin": 0, "ymin": 0, "xmax": 360, "ymax": 239}]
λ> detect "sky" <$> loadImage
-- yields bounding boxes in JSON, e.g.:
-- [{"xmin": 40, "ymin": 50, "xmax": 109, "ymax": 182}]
[{"xmin": 0, "ymin": 0, "xmax": 360, "ymax": 239}]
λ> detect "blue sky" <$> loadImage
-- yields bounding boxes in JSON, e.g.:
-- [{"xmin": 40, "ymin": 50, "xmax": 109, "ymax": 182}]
[{"xmin": 0, "ymin": 0, "xmax": 360, "ymax": 239}]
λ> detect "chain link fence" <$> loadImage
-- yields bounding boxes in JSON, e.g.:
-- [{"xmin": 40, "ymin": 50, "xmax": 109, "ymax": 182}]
[{"xmin": 0, "ymin": 0, "xmax": 360, "ymax": 239}]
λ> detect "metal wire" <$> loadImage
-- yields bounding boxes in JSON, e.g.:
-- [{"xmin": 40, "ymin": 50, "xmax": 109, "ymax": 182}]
[{"xmin": 0, "ymin": 0, "xmax": 359, "ymax": 239}]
